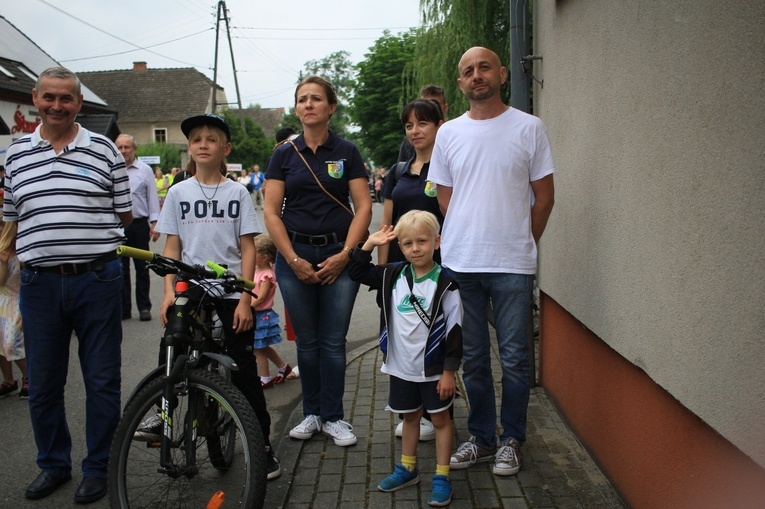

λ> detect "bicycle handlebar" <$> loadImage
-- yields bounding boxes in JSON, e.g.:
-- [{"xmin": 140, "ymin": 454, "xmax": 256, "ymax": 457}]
[
  {"xmin": 206, "ymin": 260, "xmax": 255, "ymax": 290},
  {"xmin": 116, "ymin": 246, "xmax": 255, "ymax": 290},
  {"xmin": 117, "ymin": 245, "xmax": 155, "ymax": 261}
]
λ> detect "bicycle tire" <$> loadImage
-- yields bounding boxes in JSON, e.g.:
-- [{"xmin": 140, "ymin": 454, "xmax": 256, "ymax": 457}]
[
  {"xmin": 108, "ymin": 369, "xmax": 267, "ymax": 508},
  {"xmin": 204, "ymin": 363, "xmax": 236, "ymax": 470}
]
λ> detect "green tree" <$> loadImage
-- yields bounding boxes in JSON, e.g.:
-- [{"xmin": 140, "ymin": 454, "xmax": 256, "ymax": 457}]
[
  {"xmin": 414, "ymin": 0, "xmax": 511, "ymax": 115},
  {"xmin": 350, "ymin": 30, "xmax": 416, "ymax": 167},
  {"xmin": 135, "ymin": 143, "xmax": 182, "ymax": 172},
  {"xmin": 304, "ymin": 50, "xmax": 355, "ymax": 103},
  {"xmin": 222, "ymin": 110, "xmax": 272, "ymax": 169},
  {"xmin": 280, "ymin": 50, "xmax": 356, "ymax": 139}
]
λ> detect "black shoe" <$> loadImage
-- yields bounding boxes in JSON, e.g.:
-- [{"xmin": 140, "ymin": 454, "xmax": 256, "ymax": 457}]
[
  {"xmin": 25, "ymin": 471, "xmax": 71, "ymax": 500},
  {"xmin": 74, "ymin": 476, "xmax": 107, "ymax": 504},
  {"xmin": 18, "ymin": 377, "xmax": 29, "ymax": 399},
  {"xmin": 139, "ymin": 309, "xmax": 152, "ymax": 321},
  {"xmin": 266, "ymin": 447, "xmax": 281, "ymax": 480},
  {"xmin": 0, "ymin": 379, "xmax": 18, "ymax": 397},
  {"xmin": 122, "ymin": 312, "xmax": 131, "ymax": 320}
]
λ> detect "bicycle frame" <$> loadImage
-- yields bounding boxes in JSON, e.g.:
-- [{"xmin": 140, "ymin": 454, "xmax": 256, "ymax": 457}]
[{"xmin": 115, "ymin": 245, "xmax": 256, "ymax": 476}]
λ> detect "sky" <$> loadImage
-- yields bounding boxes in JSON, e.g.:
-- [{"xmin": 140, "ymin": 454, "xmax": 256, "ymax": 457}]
[{"xmin": 0, "ymin": 0, "xmax": 422, "ymax": 111}]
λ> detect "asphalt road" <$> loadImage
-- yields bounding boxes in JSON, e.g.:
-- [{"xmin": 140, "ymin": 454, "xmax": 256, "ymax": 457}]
[{"xmin": 0, "ymin": 200, "xmax": 385, "ymax": 508}]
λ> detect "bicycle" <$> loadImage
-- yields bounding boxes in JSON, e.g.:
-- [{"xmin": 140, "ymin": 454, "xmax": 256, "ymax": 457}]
[{"xmin": 108, "ymin": 245, "xmax": 267, "ymax": 508}]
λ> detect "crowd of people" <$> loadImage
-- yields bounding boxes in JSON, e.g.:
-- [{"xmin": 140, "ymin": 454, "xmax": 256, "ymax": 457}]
[{"xmin": 1, "ymin": 45, "xmax": 555, "ymax": 507}]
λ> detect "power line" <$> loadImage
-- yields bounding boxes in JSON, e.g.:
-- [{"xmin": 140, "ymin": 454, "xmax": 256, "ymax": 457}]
[
  {"xmin": 60, "ymin": 28, "xmax": 213, "ymax": 63},
  {"xmin": 232, "ymin": 25, "xmax": 416, "ymax": 32},
  {"xmin": 34, "ymin": 0, "xmax": 210, "ymax": 69}
]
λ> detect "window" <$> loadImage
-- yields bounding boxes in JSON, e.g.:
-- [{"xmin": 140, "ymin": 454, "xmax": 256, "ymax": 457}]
[
  {"xmin": 17, "ymin": 65, "xmax": 37, "ymax": 81},
  {"xmin": 0, "ymin": 64, "xmax": 15, "ymax": 79},
  {"xmin": 154, "ymin": 128, "xmax": 167, "ymax": 143}
]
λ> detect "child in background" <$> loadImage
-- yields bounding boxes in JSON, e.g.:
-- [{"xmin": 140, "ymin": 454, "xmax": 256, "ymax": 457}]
[
  {"xmin": 348, "ymin": 210, "xmax": 463, "ymax": 507},
  {"xmin": 251, "ymin": 234, "xmax": 292, "ymax": 388},
  {"xmin": 0, "ymin": 221, "xmax": 28, "ymax": 399}
]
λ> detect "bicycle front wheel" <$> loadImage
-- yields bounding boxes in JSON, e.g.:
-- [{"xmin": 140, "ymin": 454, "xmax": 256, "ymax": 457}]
[{"xmin": 109, "ymin": 369, "xmax": 267, "ymax": 508}]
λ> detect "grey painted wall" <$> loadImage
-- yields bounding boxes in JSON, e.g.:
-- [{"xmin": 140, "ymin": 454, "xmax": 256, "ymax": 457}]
[{"xmin": 534, "ymin": 0, "xmax": 765, "ymax": 466}]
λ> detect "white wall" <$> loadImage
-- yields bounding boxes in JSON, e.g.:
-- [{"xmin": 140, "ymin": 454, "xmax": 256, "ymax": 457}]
[{"xmin": 534, "ymin": 0, "xmax": 765, "ymax": 466}]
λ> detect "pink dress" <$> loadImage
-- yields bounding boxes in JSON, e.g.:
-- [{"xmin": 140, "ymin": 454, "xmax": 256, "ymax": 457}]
[{"xmin": 252, "ymin": 266, "xmax": 282, "ymax": 349}]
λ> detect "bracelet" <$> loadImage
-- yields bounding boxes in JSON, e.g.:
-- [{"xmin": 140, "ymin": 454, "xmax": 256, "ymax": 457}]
[
  {"xmin": 288, "ymin": 256, "xmax": 299, "ymax": 266},
  {"xmin": 342, "ymin": 246, "xmax": 352, "ymax": 256}
]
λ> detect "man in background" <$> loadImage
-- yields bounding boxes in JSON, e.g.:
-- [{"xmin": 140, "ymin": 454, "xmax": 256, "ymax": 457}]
[
  {"xmin": 250, "ymin": 164, "xmax": 265, "ymax": 208},
  {"xmin": 116, "ymin": 133, "xmax": 160, "ymax": 321}
]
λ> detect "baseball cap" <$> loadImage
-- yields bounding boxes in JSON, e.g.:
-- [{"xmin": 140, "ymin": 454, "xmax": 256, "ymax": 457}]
[{"xmin": 181, "ymin": 114, "xmax": 231, "ymax": 141}]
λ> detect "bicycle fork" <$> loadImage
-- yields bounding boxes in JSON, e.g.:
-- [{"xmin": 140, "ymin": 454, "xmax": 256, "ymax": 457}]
[{"xmin": 158, "ymin": 277, "xmax": 201, "ymax": 478}]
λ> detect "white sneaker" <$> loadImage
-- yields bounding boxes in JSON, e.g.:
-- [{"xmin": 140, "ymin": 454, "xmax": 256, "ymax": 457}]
[
  {"xmin": 419, "ymin": 418, "xmax": 436, "ymax": 441},
  {"xmin": 289, "ymin": 415, "xmax": 322, "ymax": 440},
  {"xmin": 322, "ymin": 420, "xmax": 358, "ymax": 446},
  {"xmin": 394, "ymin": 417, "xmax": 436, "ymax": 441}
]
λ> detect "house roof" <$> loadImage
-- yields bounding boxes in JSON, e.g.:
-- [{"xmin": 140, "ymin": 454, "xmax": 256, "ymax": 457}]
[
  {"xmin": 0, "ymin": 15, "xmax": 108, "ymax": 107},
  {"xmin": 78, "ymin": 67, "xmax": 221, "ymax": 124},
  {"xmin": 234, "ymin": 107, "xmax": 285, "ymax": 139},
  {"xmin": 77, "ymin": 114, "xmax": 120, "ymax": 141},
  {"xmin": 0, "ymin": 57, "xmax": 37, "ymax": 97}
]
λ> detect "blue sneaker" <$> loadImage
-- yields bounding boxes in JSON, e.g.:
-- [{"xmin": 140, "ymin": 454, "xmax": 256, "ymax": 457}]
[
  {"xmin": 377, "ymin": 464, "xmax": 420, "ymax": 492},
  {"xmin": 428, "ymin": 475, "xmax": 453, "ymax": 506}
]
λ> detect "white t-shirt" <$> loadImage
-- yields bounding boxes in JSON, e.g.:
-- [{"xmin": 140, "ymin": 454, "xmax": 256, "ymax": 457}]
[
  {"xmin": 156, "ymin": 177, "xmax": 261, "ymax": 284},
  {"xmin": 382, "ymin": 265, "xmax": 442, "ymax": 382},
  {"xmin": 428, "ymin": 107, "xmax": 555, "ymax": 274}
]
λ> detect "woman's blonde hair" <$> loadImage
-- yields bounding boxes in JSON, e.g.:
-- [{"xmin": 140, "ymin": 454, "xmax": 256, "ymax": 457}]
[
  {"xmin": 394, "ymin": 210, "xmax": 440, "ymax": 240},
  {"xmin": 186, "ymin": 125, "xmax": 229, "ymax": 177},
  {"xmin": 0, "ymin": 221, "xmax": 17, "ymax": 254},
  {"xmin": 254, "ymin": 234, "xmax": 276, "ymax": 260}
]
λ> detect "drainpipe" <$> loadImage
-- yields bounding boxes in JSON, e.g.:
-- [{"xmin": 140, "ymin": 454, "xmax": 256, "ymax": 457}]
[{"xmin": 510, "ymin": 0, "xmax": 531, "ymax": 113}]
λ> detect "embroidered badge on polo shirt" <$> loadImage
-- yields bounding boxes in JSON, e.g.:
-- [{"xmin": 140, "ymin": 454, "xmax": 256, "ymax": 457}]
[
  {"xmin": 326, "ymin": 160, "xmax": 344, "ymax": 178},
  {"xmin": 424, "ymin": 180, "xmax": 437, "ymax": 197}
]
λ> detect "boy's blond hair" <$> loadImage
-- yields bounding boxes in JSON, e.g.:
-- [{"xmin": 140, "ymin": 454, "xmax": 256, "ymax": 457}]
[
  {"xmin": 394, "ymin": 210, "xmax": 440, "ymax": 240},
  {"xmin": 254, "ymin": 233, "xmax": 276, "ymax": 260}
]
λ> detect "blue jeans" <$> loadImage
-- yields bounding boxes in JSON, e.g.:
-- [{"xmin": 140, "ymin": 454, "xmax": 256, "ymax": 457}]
[
  {"xmin": 20, "ymin": 259, "xmax": 123, "ymax": 478},
  {"xmin": 450, "ymin": 271, "xmax": 533, "ymax": 448},
  {"xmin": 275, "ymin": 243, "xmax": 360, "ymax": 423}
]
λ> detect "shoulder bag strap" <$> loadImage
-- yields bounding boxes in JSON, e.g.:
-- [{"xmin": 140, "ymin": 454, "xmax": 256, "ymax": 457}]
[
  {"xmin": 288, "ymin": 140, "xmax": 354, "ymax": 216},
  {"xmin": 405, "ymin": 266, "xmax": 433, "ymax": 329}
]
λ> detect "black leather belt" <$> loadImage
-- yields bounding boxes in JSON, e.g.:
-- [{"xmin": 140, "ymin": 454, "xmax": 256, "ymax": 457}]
[
  {"xmin": 26, "ymin": 251, "xmax": 118, "ymax": 275},
  {"xmin": 288, "ymin": 229, "xmax": 348, "ymax": 247}
]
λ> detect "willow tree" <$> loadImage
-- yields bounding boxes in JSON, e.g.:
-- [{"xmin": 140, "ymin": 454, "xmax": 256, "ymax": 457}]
[{"xmin": 412, "ymin": 0, "xmax": 512, "ymax": 116}]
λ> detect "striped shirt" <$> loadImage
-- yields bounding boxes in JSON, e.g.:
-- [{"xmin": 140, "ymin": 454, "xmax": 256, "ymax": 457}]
[{"xmin": 3, "ymin": 123, "xmax": 132, "ymax": 266}]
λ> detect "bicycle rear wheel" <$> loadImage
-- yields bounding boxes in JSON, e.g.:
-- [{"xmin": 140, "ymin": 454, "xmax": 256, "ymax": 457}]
[{"xmin": 109, "ymin": 369, "xmax": 267, "ymax": 508}]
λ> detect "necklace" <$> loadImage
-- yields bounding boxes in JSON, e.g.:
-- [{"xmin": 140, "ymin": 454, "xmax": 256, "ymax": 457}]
[{"xmin": 196, "ymin": 176, "xmax": 222, "ymax": 206}]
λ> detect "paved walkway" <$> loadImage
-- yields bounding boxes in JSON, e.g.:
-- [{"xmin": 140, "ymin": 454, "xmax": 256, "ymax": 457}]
[{"xmin": 265, "ymin": 339, "xmax": 625, "ymax": 509}]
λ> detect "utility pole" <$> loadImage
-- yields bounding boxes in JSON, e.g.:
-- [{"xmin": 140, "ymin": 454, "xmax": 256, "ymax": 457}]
[{"xmin": 211, "ymin": 0, "xmax": 246, "ymax": 133}]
